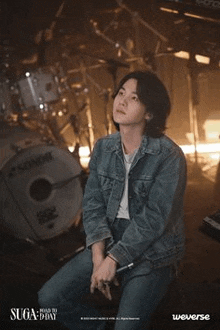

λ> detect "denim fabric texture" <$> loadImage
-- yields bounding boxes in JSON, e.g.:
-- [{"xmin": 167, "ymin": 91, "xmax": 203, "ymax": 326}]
[
  {"xmin": 83, "ymin": 132, "xmax": 187, "ymax": 268},
  {"xmin": 38, "ymin": 218, "xmax": 173, "ymax": 330}
]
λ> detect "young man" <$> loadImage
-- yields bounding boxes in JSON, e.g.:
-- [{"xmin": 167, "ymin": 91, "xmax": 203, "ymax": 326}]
[{"xmin": 38, "ymin": 71, "xmax": 187, "ymax": 330}]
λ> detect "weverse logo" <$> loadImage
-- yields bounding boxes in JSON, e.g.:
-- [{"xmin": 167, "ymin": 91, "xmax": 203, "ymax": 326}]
[{"xmin": 172, "ymin": 314, "xmax": 210, "ymax": 321}]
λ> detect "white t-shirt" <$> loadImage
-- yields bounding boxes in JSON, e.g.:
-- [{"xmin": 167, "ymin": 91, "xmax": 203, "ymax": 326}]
[{"xmin": 116, "ymin": 147, "xmax": 138, "ymax": 219}]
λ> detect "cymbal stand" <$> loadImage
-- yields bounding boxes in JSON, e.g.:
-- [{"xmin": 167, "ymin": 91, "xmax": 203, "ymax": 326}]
[
  {"xmin": 115, "ymin": 0, "xmax": 168, "ymax": 43},
  {"xmin": 90, "ymin": 19, "xmax": 134, "ymax": 60},
  {"xmin": 79, "ymin": 60, "xmax": 95, "ymax": 151},
  {"xmin": 90, "ymin": 20, "xmax": 137, "ymax": 83},
  {"xmin": 85, "ymin": 72, "xmax": 113, "ymax": 135},
  {"xmin": 90, "ymin": 19, "xmax": 148, "ymax": 72},
  {"xmin": 67, "ymin": 56, "xmax": 128, "ymax": 135},
  {"xmin": 115, "ymin": 0, "xmax": 168, "ymax": 71}
]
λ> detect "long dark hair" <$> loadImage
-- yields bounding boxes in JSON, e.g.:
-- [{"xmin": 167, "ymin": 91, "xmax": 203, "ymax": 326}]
[{"xmin": 113, "ymin": 71, "xmax": 171, "ymax": 138}]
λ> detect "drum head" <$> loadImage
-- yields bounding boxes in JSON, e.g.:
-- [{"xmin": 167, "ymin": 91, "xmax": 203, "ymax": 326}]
[{"xmin": 0, "ymin": 144, "xmax": 83, "ymax": 240}]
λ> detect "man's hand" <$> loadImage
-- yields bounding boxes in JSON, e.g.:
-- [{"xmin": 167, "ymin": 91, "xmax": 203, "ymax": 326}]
[{"xmin": 90, "ymin": 256, "xmax": 119, "ymax": 300}]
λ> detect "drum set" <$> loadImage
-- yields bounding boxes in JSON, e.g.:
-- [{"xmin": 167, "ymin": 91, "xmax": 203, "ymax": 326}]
[{"xmin": 0, "ymin": 59, "xmax": 84, "ymax": 241}]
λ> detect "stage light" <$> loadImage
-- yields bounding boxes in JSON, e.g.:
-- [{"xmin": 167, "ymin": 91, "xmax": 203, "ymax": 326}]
[
  {"xmin": 195, "ymin": 55, "xmax": 210, "ymax": 64},
  {"xmin": 174, "ymin": 52, "xmax": 212, "ymax": 65},
  {"xmin": 174, "ymin": 51, "xmax": 190, "ymax": 59},
  {"xmin": 68, "ymin": 146, "xmax": 90, "ymax": 169},
  {"xmin": 79, "ymin": 146, "xmax": 90, "ymax": 168},
  {"xmin": 180, "ymin": 143, "xmax": 220, "ymax": 154}
]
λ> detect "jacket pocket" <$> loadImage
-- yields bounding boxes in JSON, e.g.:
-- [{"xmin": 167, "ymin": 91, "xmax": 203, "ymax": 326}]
[{"xmin": 132, "ymin": 178, "xmax": 154, "ymax": 200}]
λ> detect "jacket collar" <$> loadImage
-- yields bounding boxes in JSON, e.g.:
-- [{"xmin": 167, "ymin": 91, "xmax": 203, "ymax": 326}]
[
  {"xmin": 141, "ymin": 134, "xmax": 161, "ymax": 155},
  {"xmin": 106, "ymin": 132, "xmax": 161, "ymax": 155}
]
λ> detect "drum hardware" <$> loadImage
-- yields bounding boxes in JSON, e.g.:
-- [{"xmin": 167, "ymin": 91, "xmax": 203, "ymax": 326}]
[
  {"xmin": 46, "ymin": 115, "xmax": 67, "ymax": 146},
  {"xmin": 115, "ymin": 0, "xmax": 168, "ymax": 43},
  {"xmin": 102, "ymin": 58, "xmax": 129, "ymax": 90},
  {"xmin": 68, "ymin": 62, "xmax": 104, "ymax": 75},
  {"xmin": 69, "ymin": 113, "xmax": 80, "ymax": 135},
  {"xmin": 66, "ymin": 52, "xmax": 131, "ymax": 138},
  {"xmin": 90, "ymin": 1, "xmax": 169, "ymax": 73},
  {"xmin": 17, "ymin": 107, "xmax": 68, "ymax": 146},
  {"xmin": 68, "ymin": 55, "xmax": 115, "ymax": 138},
  {"xmin": 90, "ymin": 19, "xmax": 133, "ymax": 58},
  {"xmin": 58, "ymin": 114, "xmax": 78, "ymax": 137}
]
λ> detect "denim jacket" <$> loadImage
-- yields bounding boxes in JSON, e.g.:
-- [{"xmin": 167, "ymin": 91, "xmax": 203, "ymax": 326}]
[{"xmin": 83, "ymin": 132, "xmax": 187, "ymax": 269}]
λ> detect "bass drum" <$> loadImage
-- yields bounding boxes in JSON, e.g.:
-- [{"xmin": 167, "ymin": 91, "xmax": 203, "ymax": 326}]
[{"xmin": 0, "ymin": 124, "xmax": 83, "ymax": 240}]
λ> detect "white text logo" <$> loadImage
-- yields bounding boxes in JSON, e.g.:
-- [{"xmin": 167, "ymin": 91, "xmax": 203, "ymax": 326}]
[{"xmin": 172, "ymin": 314, "xmax": 210, "ymax": 321}]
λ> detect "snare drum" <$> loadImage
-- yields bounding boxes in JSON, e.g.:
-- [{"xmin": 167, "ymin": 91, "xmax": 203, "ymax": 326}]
[{"xmin": 0, "ymin": 124, "xmax": 83, "ymax": 240}]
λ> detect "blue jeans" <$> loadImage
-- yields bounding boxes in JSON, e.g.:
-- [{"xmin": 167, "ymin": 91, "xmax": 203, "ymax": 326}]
[{"xmin": 38, "ymin": 219, "xmax": 173, "ymax": 330}]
